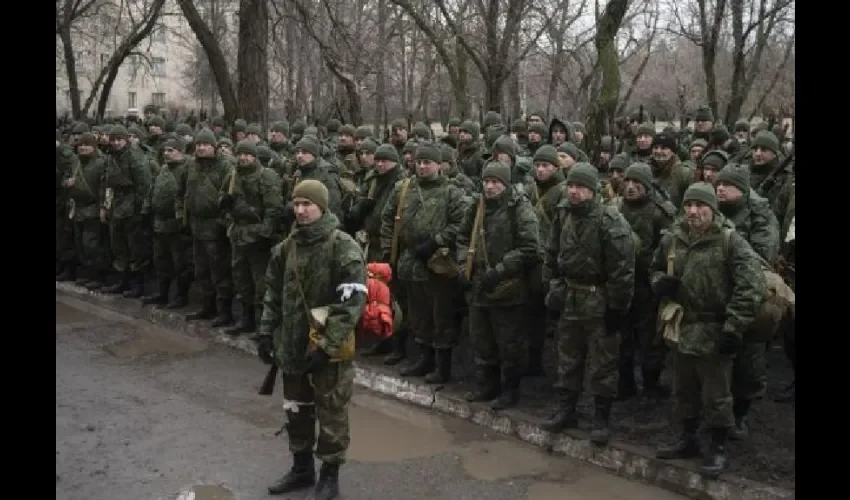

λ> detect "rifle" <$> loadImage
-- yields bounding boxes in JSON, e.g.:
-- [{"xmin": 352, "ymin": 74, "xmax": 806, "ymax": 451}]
[
  {"xmin": 258, "ymin": 364, "xmax": 279, "ymax": 396},
  {"xmin": 756, "ymin": 148, "xmax": 795, "ymax": 196}
]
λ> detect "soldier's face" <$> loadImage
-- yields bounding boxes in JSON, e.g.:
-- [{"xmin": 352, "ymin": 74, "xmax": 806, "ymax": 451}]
[
  {"xmin": 695, "ymin": 120, "xmax": 713, "ymax": 133},
  {"xmin": 164, "ymin": 147, "xmax": 182, "ymax": 162},
  {"xmin": 293, "ymin": 199, "xmax": 322, "ymax": 225},
  {"xmin": 558, "ymin": 152, "xmax": 576, "ymax": 170},
  {"xmin": 415, "ymin": 159, "xmax": 440, "ymax": 178},
  {"xmin": 218, "ymin": 145, "xmax": 232, "ymax": 157},
  {"xmin": 702, "ymin": 166, "xmax": 720, "ymax": 184},
  {"xmin": 129, "ymin": 135, "xmax": 141, "ymax": 144},
  {"xmin": 599, "ymin": 151, "xmax": 611, "ymax": 163},
  {"xmin": 149, "ymin": 126, "xmax": 163, "ymax": 135},
  {"xmin": 636, "ymin": 134, "xmax": 653, "ymax": 149},
  {"xmin": 652, "ymin": 145, "xmax": 674, "ymax": 162},
  {"xmin": 690, "ymin": 146, "xmax": 704, "ymax": 160},
  {"xmin": 716, "ymin": 182, "xmax": 743, "ymax": 202},
  {"xmin": 610, "ymin": 169, "xmax": 624, "ymax": 187},
  {"xmin": 735, "ymin": 131, "xmax": 748, "ymax": 142},
  {"xmin": 213, "ymin": 126, "xmax": 224, "ymax": 134},
  {"xmin": 495, "ymin": 152, "xmax": 512, "ymax": 165},
  {"xmin": 624, "ymin": 179, "xmax": 646, "ymax": 201},
  {"xmin": 295, "ymin": 150, "xmax": 315, "ymax": 165},
  {"xmin": 528, "ymin": 131, "xmax": 542, "ymax": 143},
  {"xmin": 195, "ymin": 143, "xmax": 215, "ymax": 157},
  {"xmin": 458, "ymin": 131, "xmax": 473, "ymax": 142},
  {"xmin": 534, "ymin": 162, "xmax": 557, "ymax": 181},
  {"xmin": 527, "ymin": 116, "xmax": 544, "ymax": 124},
  {"xmin": 235, "ymin": 131, "xmax": 246, "ymax": 141},
  {"xmin": 339, "ymin": 135, "xmax": 354, "ymax": 147},
  {"xmin": 393, "ymin": 128, "xmax": 408, "ymax": 141},
  {"xmin": 77, "ymin": 144, "xmax": 95, "ymax": 156},
  {"xmin": 359, "ymin": 151, "xmax": 375, "ymax": 166},
  {"xmin": 566, "ymin": 183, "xmax": 594, "ymax": 205},
  {"xmin": 552, "ymin": 127, "xmax": 566, "ymax": 144},
  {"xmin": 269, "ymin": 131, "xmax": 286, "ymax": 143},
  {"xmin": 574, "ymin": 131, "xmax": 584, "ymax": 143},
  {"xmin": 376, "ymin": 159, "xmax": 396, "ymax": 174},
  {"xmin": 752, "ymin": 146, "xmax": 775, "ymax": 165},
  {"xmin": 238, "ymin": 153, "xmax": 255, "ymax": 165},
  {"xmin": 110, "ymin": 137, "xmax": 127, "ymax": 151},
  {"xmin": 448, "ymin": 126, "xmax": 459, "ymax": 136},
  {"xmin": 684, "ymin": 201, "xmax": 713, "ymax": 231},
  {"xmin": 246, "ymin": 134, "xmax": 260, "ymax": 144},
  {"xmin": 482, "ymin": 178, "xmax": 506, "ymax": 199}
]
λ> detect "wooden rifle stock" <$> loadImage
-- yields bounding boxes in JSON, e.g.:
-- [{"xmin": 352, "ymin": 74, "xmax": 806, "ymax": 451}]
[{"xmin": 258, "ymin": 364, "xmax": 279, "ymax": 396}]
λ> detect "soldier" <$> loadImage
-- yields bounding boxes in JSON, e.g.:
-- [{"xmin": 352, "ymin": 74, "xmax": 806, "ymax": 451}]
[
  {"xmin": 389, "ymin": 118, "xmax": 409, "ymax": 157},
  {"xmin": 628, "ymin": 122, "xmax": 655, "ymax": 164},
  {"xmin": 232, "ymin": 119, "xmax": 248, "ymax": 143},
  {"xmin": 652, "ymin": 183, "xmax": 765, "ymax": 477},
  {"xmin": 650, "ymin": 132, "xmax": 693, "ymax": 208},
  {"xmin": 457, "ymin": 161, "xmax": 540, "ymax": 409},
  {"xmin": 401, "ymin": 140, "xmax": 418, "ymax": 175},
  {"xmin": 524, "ymin": 122, "xmax": 547, "ymax": 157},
  {"xmin": 379, "ymin": 143, "xmax": 466, "ymax": 383},
  {"xmin": 179, "ymin": 128, "xmax": 236, "ymax": 326},
  {"xmin": 145, "ymin": 115, "xmax": 167, "ymax": 164},
  {"xmin": 439, "ymin": 142, "xmax": 476, "ymax": 196},
  {"xmin": 456, "ymin": 120, "xmax": 485, "ymax": 182},
  {"xmin": 714, "ymin": 165, "xmax": 780, "ymax": 439},
  {"xmin": 56, "ymin": 133, "xmax": 79, "ymax": 280},
  {"xmin": 604, "ymin": 154, "xmax": 627, "ymax": 201},
  {"xmin": 353, "ymin": 125, "xmax": 373, "ymax": 150},
  {"xmin": 140, "ymin": 138, "xmax": 193, "ymax": 309},
  {"xmin": 287, "ymin": 136, "xmax": 345, "ymax": 222},
  {"xmin": 685, "ymin": 139, "xmax": 708, "ymax": 170},
  {"xmin": 511, "ymin": 119, "xmax": 528, "ymax": 150},
  {"xmin": 354, "ymin": 139, "xmax": 378, "ymax": 188},
  {"xmin": 256, "ymin": 145, "xmax": 275, "ymax": 168},
  {"xmin": 489, "ymin": 136, "xmax": 537, "ymax": 203},
  {"xmin": 64, "ymin": 133, "xmax": 108, "ymax": 289},
  {"xmin": 541, "ymin": 163, "xmax": 635, "ymax": 445},
  {"xmin": 692, "ymin": 107, "xmax": 715, "ymax": 142},
  {"xmin": 218, "ymin": 140, "xmax": 283, "ymax": 336},
  {"xmin": 746, "ymin": 131, "xmax": 793, "ymax": 223},
  {"xmin": 547, "ymin": 118, "xmax": 572, "ymax": 148},
  {"xmin": 217, "ymin": 137, "xmax": 234, "ymax": 157},
  {"xmin": 101, "ymin": 125, "xmax": 152, "ymax": 298},
  {"xmin": 268, "ymin": 121, "xmax": 293, "ymax": 158},
  {"xmin": 176, "ymin": 124, "xmax": 196, "ymax": 155},
  {"xmin": 445, "ymin": 117, "xmax": 462, "ymax": 139},
  {"xmin": 617, "ymin": 163, "xmax": 677, "ymax": 399},
  {"xmin": 290, "ymin": 120, "xmax": 306, "ymax": 145},
  {"xmin": 733, "ymin": 120, "xmax": 750, "ymax": 147},
  {"xmin": 257, "ymin": 180, "xmax": 366, "ymax": 499},
  {"xmin": 697, "ymin": 149, "xmax": 729, "ymax": 184},
  {"xmin": 245, "ymin": 123, "xmax": 263, "ymax": 144},
  {"xmin": 334, "ymin": 125, "xmax": 359, "ymax": 179}
]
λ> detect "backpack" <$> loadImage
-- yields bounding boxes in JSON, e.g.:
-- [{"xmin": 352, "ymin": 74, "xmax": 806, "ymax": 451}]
[{"xmin": 358, "ymin": 263, "xmax": 398, "ymax": 340}]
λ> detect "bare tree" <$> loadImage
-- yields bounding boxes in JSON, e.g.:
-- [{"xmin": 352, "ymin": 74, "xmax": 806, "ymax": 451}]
[
  {"xmin": 56, "ymin": 0, "xmax": 101, "ymax": 119},
  {"xmin": 237, "ymin": 0, "xmax": 269, "ymax": 127}
]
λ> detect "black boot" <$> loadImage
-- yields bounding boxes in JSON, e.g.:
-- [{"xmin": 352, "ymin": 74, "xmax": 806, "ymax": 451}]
[
  {"xmin": 524, "ymin": 346, "xmax": 545, "ymax": 377},
  {"xmin": 383, "ymin": 327, "xmax": 408, "ymax": 366},
  {"xmin": 541, "ymin": 390, "xmax": 579, "ymax": 433},
  {"xmin": 491, "ymin": 366, "xmax": 521, "ymax": 410},
  {"xmin": 85, "ymin": 269, "xmax": 107, "ymax": 291},
  {"xmin": 424, "ymin": 348, "xmax": 452, "ymax": 384},
  {"xmin": 165, "ymin": 277, "xmax": 190, "ymax": 309},
  {"xmin": 617, "ymin": 356, "xmax": 637, "ymax": 401},
  {"xmin": 268, "ymin": 451, "xmax": 315, "ymax": 495},
  {"xmin": 730, "ymin": 398, "xmax": 751, "ymax": 441},
  {"xmin": 464, "ymin": 365, "xmax": 502, "ymax": 402},
  {"xmin": 656, "ymin": 418, "xmax": 700, "ymax": 459},
  {"xmin": 103, "ymin": 271, "xmax": 130, "ymax": 294},
  {"xmin": 210, "ymin": 297, "xmax": 234, "ymax": 327},
  {"xmin": 186, "ymin": 296, "xmax": 217, "ymax": 321},
  {"xmin": 141, "ymin": 278, "xmax": 171, "ymax": 306},
  {"xmin": 313, "ymin": 462, "xmax": 340, "ymax": 500},
  {"xmin": 400, "ymin": 344, "xmax": 435, "ymax": 377},
  {"xmin": 224, "ymin": 302, "xmax": 255, "ymax": 336},
  {"xmin": 74, "ymin": 267, "xmax": 90, "ymax": 287},
  {"xmin": 699, "ymin": 427, "xmax": 729, "ymax": 478},
  {"xmin": 641, "ymin": 367, "xmax": 671, "ymax": 399},
  {"xmin": 589, "ymin": 396, "xmax": 614, "ymax": 444},
  {"xmin": 362, "ymin": 337, "xmax": 393, "ymax": 357},
  {"xmin": 122, "ymin": 271, "xmax": 145, "ymax": 298},
  {"xmin": 56, "ymin": 261, "xmax": 77, "ymax": 282}
]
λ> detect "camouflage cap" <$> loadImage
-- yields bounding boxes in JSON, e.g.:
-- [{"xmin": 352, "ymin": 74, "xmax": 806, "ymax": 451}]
[
  {"xmin": 715, "ymin": 164, "xmax": 750, "ymax": 193},
  {"xmin": 608, "ymin": 153, "xmax": 629, "ymax": 172},
  {"xmin": 235, "ymin": 139, "xmax": 257, "ymax": 157},
  {"xmin": 326, "ymin": 118, "xmax": 341, "ymax": 133},
  {"xmin": 292, "ymin": 179, "xmax": 329, "ymax": 212},
  {"xmin": 233, "ymin": 119, "xmax": 247, "ymax": 132},
  {"xmin": 483, "ymin": 111, "xmax": 502, "ymax": 128},
  {"xmin": 624, "ymin": 163, "xmax": 653, "ymax": 189},
  {"xmin": 358, "ymin": 138, "xmax": 379, "ymax": 154},
  {"xmin": 271, "ymin": 121, "xmax": 290, "ymax": 135},
  {"xmin": 175, "ymin": 123, "xmax": 193, "ymax": 137},
  {"xmin": 109, "ymin": 125, "xmax": 129, "ymax": 138},
  {"xmin": 532, "ymin": 145, "xmax": 559, "ymax": 166},
  {"xmin": 194, "ymin": 128, "xmax": 217, "ymax": 146},
  {"xmin": 566, "ymin": 163, "xmax": 599, "ymax": 191},
  {"xmin": 374, "ymin": 144, "xmax": 400, "ymax": 163},
  {"xmin": 246, "ymin": 123, "xmax": 262, "ymax": 136},
  {"xmin": 339, "ymin": 124, "xmax": 356, "ymax": 137},
  {"xmin": 751, "ymin": 131, "xmax": 779, "ymax": 153},
  {"xmin": 481, "ymin": 160, "xmax": 511, "ymax": 186},
  {"xmin": 414, "ymin": 142, "xmax": 442, "ymax": 163},
  {"xmin": 682, "ymin": 182, "xmax": 718, "ymax": 211},
  {"xmin": 164, "ymin": 137, "xmax": 186, "ymax": 153},
  {"xmin": 354, "ymin": 125, "xmax": 374, "ymax": 139}
]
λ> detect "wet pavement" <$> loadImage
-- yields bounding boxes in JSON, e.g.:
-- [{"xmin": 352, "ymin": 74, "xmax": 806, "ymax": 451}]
[{"xmin": 56, "ymin": 295, "xmax": 686, "ymax": 500}]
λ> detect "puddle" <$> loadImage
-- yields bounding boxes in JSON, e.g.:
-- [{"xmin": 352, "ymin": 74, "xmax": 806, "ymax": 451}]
[
  {"xmin": 56, "ymin": 301, "xmax": 101, "ymax": 325},
  {"xmin": 105, "ymin": 326, "xmax": 207, "ymax": 357},
  {"xmin": 527, "ymin": 476, "xmax": 686, "ymax": 500},
  {"xmin": 176, "ymin": 485, "xmax": 234, "ymax": 500},
  {"xmin": 456, "ymin": 440, "xmax": 553, "ymax": 481}
]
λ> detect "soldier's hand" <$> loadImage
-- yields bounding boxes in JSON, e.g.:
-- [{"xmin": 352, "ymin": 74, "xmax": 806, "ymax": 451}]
[
  {"xmin": 480, "ymin": 269, "xmax": 500, "ymax": 293},
  {"xmin": 415, "ymin": 236, "xmax": 439, "ymax": 262},
  {"xmin": 305, "ymin": 348, "xmax": 331, "ymax": 374},
  {"xmin": 717, "ymin": 330, "xmax": 741, "ymax": 355},
  {"xmin": 64, "ymin": 177, "xmax": 75, "ymax": 188},
  {"xmin": 653, "ymin": 275, "xmax": 681, "ymax": 299},
  {"xmin": 256, "ymin": 334, "xmax": 275, "ymax": 365},
  {"xmin": 218, "ymin": 193, "xmax": 235, "ymax": 211}
]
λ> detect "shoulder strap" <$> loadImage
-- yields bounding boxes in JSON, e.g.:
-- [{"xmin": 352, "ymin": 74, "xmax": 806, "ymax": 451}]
[
  {"xmin": 666, "ymin": 235, "xmax": 677, "ymax": 275},
  {"xmin": 287, "ymin": 229, "xmax": 341, "ymax": 330},
  {"xmin": 464, "ymin": 197, "xmax": 486, "ymax": 280},
  {"xmin": 390, "ymin": 178, "xmax": 412, "ymax": 266}
]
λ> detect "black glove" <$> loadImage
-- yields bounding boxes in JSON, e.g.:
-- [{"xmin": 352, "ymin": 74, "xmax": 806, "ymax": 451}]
[
  {"xmin": 717, "ymin": 332, "xmax": 741, "ymax": 355},
  {"xmin": 256, "ymin": 334, "xmax": 275, "ymax": 365},
  {"xmin": 604, "ymin": 309, "xmax": 625, "ymax": 336},
  {"xmin": 415, "ymin": 237, "xmax": 439, "ymax": 262},
  {"xmin": 480, "ymin": 269, "xmax": 501, "ymax": 293},
  {"xmin": 351, "ymin": 198, "xmax": 376, "ymax": 222},
  {"xmin": 219, "ymin": 193, "xmax": 235, "ymax": 211},
  {"xmin": 305, "ymin": 348, "xmax": 331, "ymax": 374},
  {"xmin": 653, "ymin": 275, "xmax": 681, "ymax": 300}
]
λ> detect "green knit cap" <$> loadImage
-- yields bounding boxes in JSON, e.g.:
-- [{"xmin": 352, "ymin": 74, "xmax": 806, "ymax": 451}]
[
  {"xmin": 292, "ymin": 180, "xmax": 329, "ymax": 212},
  {"xmin": 624, "ymin": 163, "xmax": 653, "ymax": 189},
  {"xmin": 481, "ymin": 160, "xmax": 512, "ymax": 186},
  {"xmin": 715, "ymin": 164, "xmax": 750, "ymax": 193},
  {"xmin": 532, "ymin": 145, "xmax": 559, "ymax": 166},
  {"xmin": 374, "ymin": 144, "xmax": 399, "ymax": 162},
  {"xmin": 682, "ymin": 182, "xmax": 718, "ymax": 212},
  {"xmin": 566, "ymin": 163, "xmax": 599, "ymax": 190}
]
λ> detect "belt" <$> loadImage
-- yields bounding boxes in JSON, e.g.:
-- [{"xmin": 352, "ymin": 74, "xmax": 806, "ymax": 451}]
[{"xmin": 565, "ymin": 280, "xmax": 605, "ymax": 292}]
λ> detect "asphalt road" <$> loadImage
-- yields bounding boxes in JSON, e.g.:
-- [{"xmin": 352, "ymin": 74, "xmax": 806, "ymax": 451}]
[{"xmin": 56, "ymin": 294, "xmax": 685, "ymax": 500}]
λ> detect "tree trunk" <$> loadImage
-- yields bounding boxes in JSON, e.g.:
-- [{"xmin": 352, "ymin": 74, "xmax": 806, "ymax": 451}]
[
  {"xmin": 59, "ymin": 26, "xmax": 82, "ymax": 119},
  {"xmin": 237, "ymin": 0, "xmax": 269, "ymax": 127}
]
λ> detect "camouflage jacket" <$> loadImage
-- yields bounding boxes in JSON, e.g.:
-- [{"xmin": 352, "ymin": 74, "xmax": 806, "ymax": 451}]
[
  {"xmin": 221, "ymin": 161, "xmax": 283, "ymax": 246},
  {"xmin": 651, "ymin": 158, "xmax": 693, "ymax": 209},
  {"xmin": 619, "ymin": 192, "xmax": 677, "ymax": 282},
  {"xmin": 746, "ymin": 158, "xmax": 793, "ymax": 224},
  {"xmin": 457, "ymin": 141, "xmax": 485, "ymax": 182},
  {"xmin": 261, "ymin": 212, "xmax": 366, "ymax": 374},
  {"xmin": 455, "ymin": 188, "xmax": 540, "ymax": 307},
  {"xmin": 56, "ymin": 145, "xmax": 77, "ymax": 215},
  {"xmin": 290, "ymin": 158, "xmax": 344, "ymax": 221},
  {"xmin": 136, "ymin": 142, "xmax": 162, "ymax": 180},
  {"xmin": 103, "ymin": 145, "xmax": 152, "ymax": 220},
  {"xmin": 650, "ymin": 216, "xmax": 765, "ymax": 357},
  {"xmin": 67, "ymin": 151, "xmax": 106, "ymax": 221},
  {"xmin": 512, "ymin": 157, "xmax": 538, "ymax": 205},
  {"xmin": 531, "ymin": 173, "xmax": 567, "ymax": 255},
  {"xmin": 358, "ymin": 165, "xmax": 407, "ymax": 259},
  {"xmin": 178, "ymin": 155, "xmax": 234, "ymax": 240},
  {"xmin": 544, "ymin": 199, "xmax": 636, "ymax": 318},
  {"xmin": 145, "ymin": 158, "xmax": 188, "ymax": 234},
  {"xmin": 379, "ymin": 174, "xmax": 466, "ymax": 281},
  {"xmin": 718, "ymin": 191, "xmax": 780, "ymax": 265}
]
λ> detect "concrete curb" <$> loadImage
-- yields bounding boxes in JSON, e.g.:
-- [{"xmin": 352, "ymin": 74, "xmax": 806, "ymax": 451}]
[{"xmin": 56, "ymin": 281, "xmax": 794, "ymax": 500}]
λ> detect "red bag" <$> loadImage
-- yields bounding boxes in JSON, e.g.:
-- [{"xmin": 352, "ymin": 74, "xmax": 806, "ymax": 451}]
[{"xmin": 358, "ymin": 263, "xmax": 394, "ymax": 339}]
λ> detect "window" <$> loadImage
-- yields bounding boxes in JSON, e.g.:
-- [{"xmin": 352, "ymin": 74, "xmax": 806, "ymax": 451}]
[
  {"xmin": 152, "ymin": 93, "xmax": 166, "ymax": 107},
  {"xmin": 152, "ymin": 57, "xmax": 165, "ymax": 77},
  {"xmin": 128, "ymin": 92, "xmax": 137, "ymax": 109}
]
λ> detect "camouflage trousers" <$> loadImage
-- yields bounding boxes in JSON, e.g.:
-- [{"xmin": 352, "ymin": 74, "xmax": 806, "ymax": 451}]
[
  {"xmin": 74, "ymin": 218, "xmax": 106, "ymax": 270},
  {"xmin": 469, "ymin": 305, "xmax": 526, "ymax": 370},
  {"xmin": 526, "ymin": 262, "xmax": 552, "ymax": 354},
  {"xmin": 731, "ymin": 340, "xmax": 767, "ymax": 401},
  {"xmin": 625, "ymin": 283, "xmax": 667, "ymax": 372},
  {"xmin": 282, "ymin": 361, "xmax": 354, "ymax": 465},
  {"xmin": 407, "ymin": 276, "xmax": 459, "ymax": 349},
  {"xmin": 672, "ymin": 351, "xmax": 734, "ymax": 428},
  {"xmin": 193, "ymin": 231, "xmax": 233, "ymax": 300},
  {"xmin": 231, "ymin": 241, "xmax": 272, "ymax": 307},
  {"xmin": 110, "ymin": 215, "xmax": 150, "ymax": 272},
  {"xmin": 56, "ymin": 212, "xmax": 76, "ymax": 262},
  {"xmin": 555, "ymin": 318, "xmax": 620, "ymax": 399},
  {"xmin": 153, "ymin": 231, "xmax": 192, "ymax": 282}
]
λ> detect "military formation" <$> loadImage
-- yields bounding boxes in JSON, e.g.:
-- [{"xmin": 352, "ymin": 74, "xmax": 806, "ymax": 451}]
[{"xmin": 56, "ymin": 105, "xmax": 795, "ymax": 497}]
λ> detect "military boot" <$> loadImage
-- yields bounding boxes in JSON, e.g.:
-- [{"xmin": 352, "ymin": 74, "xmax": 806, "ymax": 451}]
[
  {"xmin": 464, "ymin": 365, "xmax": 501, "ymax": 402},
  {"xmin": 641, "ymin": 367, "xmax": 671, "ymax": 399},
  {"xmin": 103, "ymin": 271, "xmax": 130, "ymax": 294},
  {"xmin": 210, "ymin": 297, "xmax": 234, "ymax": 327},
  {"xmin": 400, "ymin": 344, "xmax": 435, "ymax": 377},
  {"xmin": 268, "ymin": 452, "xmax": 315, "ymax": 495},
  {"xmin": 589, "ymin": 396, "xmax": 614, "ymax": 445},
  {"xmin": 141, "ymin": 278, "xmax": 171, "ymax": 306},
  {"xmin": 74, "ymin": 268, "xmax": 90, "ymax": 287},
  {"xmin": 165, "ymin": 277, "xmax": 190, "ymax": 309},
  {"xmin": 56, "ymin": 261, "xmax": 77, "ymax": 282},
  {"xmin": 186, "ymin": 296, "xmax": 216, "ymax": 321},
  {"xmin": 617, "ymin": 356, "xmax": 637, "ymax": 401},
  {"xmin": 729, "ymin": 398, "xmax": 751, "ymax": 441},
  {"xmin": 122, "ymin": 271, "xmax": 145, "ymax": 298},
  {"xmin": 656, "ymin": 418, "xmax": 700, "ymax": 459},
  {"xmin": 361, "ymin": 337, "xmax": 392, "ymax": 357},
  {"xmin": 383, "ymin": 326, "xmax": 408, "ymax": 366},
  {"xmin": 541, "ymin": 390, "xmax": 579, "ymax": 433},
  {"xmin": 424, "ymin": 348, "xmax": 452, "ymax": 384},
  {"xmin": 225, "ymin": 302, "xmax": 255, "ymax": 336},
  {"xmin": 699, "ymin": 427, "xmax": 729, "ymax": 478},
  {"xmin": 85, "ymin": 269, "xmax": 107, "ymax": 291},
  {"xmin": 313, "ymin": 462, "xmax": 340, "ymax": 500},
  {"xmin": 524, "ymin": 345, "xmax": 545, "ymax": 377},
  {"xmin": 490, "ymin": 366, "xmax": 520, "ymax": 410}
]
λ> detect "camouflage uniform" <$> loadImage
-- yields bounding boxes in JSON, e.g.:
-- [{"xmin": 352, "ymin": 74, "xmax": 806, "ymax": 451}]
[
  {"xmin": 456, "ymin": 121, "xmax": 485, "ymax": 182},
  {"xmin": 542, "ymin": 164, "xmax": 635, "ymax": 444},
  {"xmin": 650, "ymin": 134, "xmax": 693, "ymax": 209},
  {"xmin": 289, "ymin": 136, "xmax": 345, "ymax": 221},
  {"xmin": 745, "ymin": 132, "xmax": 793, "ymax": 223},
  {"xmin": 456, "ymin": 162, "xmax": 540, "ymax": 409},
  {"xmin": 66, "ymin": 136, "xmax": 108, "ymax": 288},
  {"xmin": 56, "ymin": 141, "xmax": 79, "ymax": 279}
]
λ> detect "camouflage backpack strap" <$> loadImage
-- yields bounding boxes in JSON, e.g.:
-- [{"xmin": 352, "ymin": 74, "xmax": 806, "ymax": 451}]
[
  {"xmin": 651, "ymin": 191, "xmax": 677, "ymax": 218},
  {"xmin": 390, "ymin": 178, "xmax": 413, "ymax": 266}
]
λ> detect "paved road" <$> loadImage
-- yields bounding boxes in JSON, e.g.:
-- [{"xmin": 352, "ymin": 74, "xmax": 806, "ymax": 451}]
[{"xmin": 56, "ymin": 295, "xmax": 685, "ymax": 500}]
